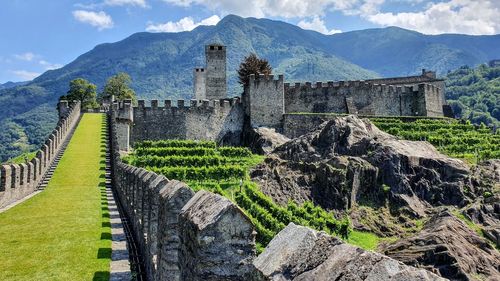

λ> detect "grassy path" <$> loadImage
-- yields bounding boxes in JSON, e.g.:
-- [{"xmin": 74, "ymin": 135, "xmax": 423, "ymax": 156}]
[{"xmin": 0, "ymin": 113, "xmax": 111, "ymax": 280}]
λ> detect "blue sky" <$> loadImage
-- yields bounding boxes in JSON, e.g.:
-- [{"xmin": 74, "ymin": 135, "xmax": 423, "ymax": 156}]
[{"xmin": 1, "ymin": 0, "xmax": 499, "ymax": 83}]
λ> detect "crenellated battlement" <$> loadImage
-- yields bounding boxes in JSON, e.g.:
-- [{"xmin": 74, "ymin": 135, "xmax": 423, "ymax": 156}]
[
  {"xmin": 283, "ymin": 80, "xmax": 430, "ymax": 94},
  {"xmin": 0, "ymin": 100, "xmax": 81, "ymax": 208},
  {"xmin": 112, "ymin": 96, "xmax": 244, "ymax": 151},
  {"xmin": 248, "ymin": 73, "xmax": 284, "ymax": 87},
  {"xmin": 132, "ymin": 97, "xmax": 241, "ymax": 114}
]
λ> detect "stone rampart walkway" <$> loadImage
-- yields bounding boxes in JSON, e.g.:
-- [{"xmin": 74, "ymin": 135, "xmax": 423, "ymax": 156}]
[{"xmin": 0, "ymin": 113, "xmax": 127, "ymax": 280}]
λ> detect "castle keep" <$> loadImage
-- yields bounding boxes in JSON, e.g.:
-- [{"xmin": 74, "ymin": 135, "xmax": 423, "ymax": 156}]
[
  {"xmin": 114, "ymin": 44, "xmax": 450, "ymax": 151},
  {"xmin": 193, "ymin": 44, "xmax": 227, "ymax": 100}
]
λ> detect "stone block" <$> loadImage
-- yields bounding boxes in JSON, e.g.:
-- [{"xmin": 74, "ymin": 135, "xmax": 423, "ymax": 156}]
[
  {"xmin": 178, "ymin": 190, "xmax": 256, "ymax": 281},
  {"xmin": 254, "ymin": 223, "xmax": 444, "ymax": 280},
  {"xmin": 156, "ymin": 180, "xmax": 195, "ymax": 281}
]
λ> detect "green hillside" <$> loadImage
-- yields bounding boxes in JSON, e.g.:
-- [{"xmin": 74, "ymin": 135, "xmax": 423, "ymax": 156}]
[
  {"xmin": 445, "ymin": 64, "xmax": 500, "ymax": 126},
  {"xmin": 326, "ymin": 27, "xmax": 499, "ymax": 77},
  {"xmin": 0, "ymin": 81, "xmax": 27, "ymax": 90}
]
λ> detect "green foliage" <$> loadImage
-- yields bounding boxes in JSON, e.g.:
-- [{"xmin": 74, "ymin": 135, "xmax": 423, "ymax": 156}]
[
  {"xmin": 483, "ymin": 191, "xmax": 493, "ymax": 198},
  {"xmin": 371, "ymin": 117, "xmax": 500, "ymax": 162},
  {"xmin": 135, "ymin": 139, "xmax": 216, "ymax": 149},
  {"xmin": 61, "ymin": 78, "xmax": 98, "ymax": 109},
  {"xmin": 126, "ymin": 139, "xmax": 352, "ymax": 247},
  {"xmin": 237, "ymin": 53, "xmax": 272, "ymax": 85},
  {"xmin": 103, "ymin": 72, "xmax": 136, "ymax": 102},
  {"xmin": 0, "ymin": 103, "xmax": 58, "ymax": 162},
  {"xmin": 446, "ymin": 64, "xmax": 500, "ymax": 126},
  {"xmin": 235, "ymin": 182, "xmax": 351, "ymax": 245},
  {"xmin": 5, "ymin": 151, "xmax": 36, "ymax": 164},
  {"xmin": 347, "ymin": 231, "xmax": 381, "ymax": 251},
  {"xmin": 149, "ymin": 165, "xmax": 246, "ymax": 182}
]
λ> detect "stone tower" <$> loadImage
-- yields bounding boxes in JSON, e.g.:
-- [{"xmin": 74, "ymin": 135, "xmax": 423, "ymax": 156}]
[
  {"xmin": 205, "ymin": 44, "xmax": 227, "ymax": 100},
  {"xmin": 193, "ymin": 68, "xmax": 206, "ymax": 100},
  {"xmin": 245, "ymin": 74, "xmax": 285, "ymax": 130}
]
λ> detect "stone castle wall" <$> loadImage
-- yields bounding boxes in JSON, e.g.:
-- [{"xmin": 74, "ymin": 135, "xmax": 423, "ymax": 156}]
[
  {"xmin": 114, "ymin": 98, "xmax": 244, "ymax": 151},
  {"xmin": 284, "ymin": 81, "xmax": 443, "ymax": 117},
  {"xmin": 244, "ymin": 74, "xmax": 285, "ymax": 130},
  {"xmin": 108, "ymin": 114, "xmax": 257, "ymax": 280},
  {"xmin": 113, "ymin": 78, "xmax": 445, "ymax": 151},
  {"xmin": 420, "ymin": 83, "xmax": 445, "ymax": 117},
  {"xmin": 0, "ymin": 101, "xmax": 81, "ymax": 209},
  {"xmin": 364, "ymin": 70, "xmax": 444, "ymax": 88}
]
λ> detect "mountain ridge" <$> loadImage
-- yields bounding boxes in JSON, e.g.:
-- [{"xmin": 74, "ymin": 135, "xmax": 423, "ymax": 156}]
[{"xmin": 0, "ymin": 14, "xmax": 499, "ymax": 161}]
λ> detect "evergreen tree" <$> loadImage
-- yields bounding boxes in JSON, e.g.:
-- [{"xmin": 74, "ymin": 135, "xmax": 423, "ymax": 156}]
[{"xmin": 237, "ymin": 53, "xmax": 272, "ymax": 85}]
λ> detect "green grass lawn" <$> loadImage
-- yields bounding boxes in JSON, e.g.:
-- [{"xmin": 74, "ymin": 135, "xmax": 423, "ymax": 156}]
[{"xmin": 0, "ymin": 113, "xmax": 111, "ymax": 281}]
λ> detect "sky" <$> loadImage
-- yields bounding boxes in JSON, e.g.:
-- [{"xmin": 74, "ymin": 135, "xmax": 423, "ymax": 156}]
[{"xmin": 0, "ymin": 0, "xmax": 499, "ymax": 83}]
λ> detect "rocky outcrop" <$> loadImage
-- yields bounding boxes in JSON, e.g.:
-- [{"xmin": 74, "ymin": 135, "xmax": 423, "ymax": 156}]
[
  {"xmin": 382, "ymin": 211, "xmax": 500, "ymax": 280},
  {"xmin": 465, "ymin": 160, "xmax": 500, "ymax": 248},
  {"xmin": 464, "ymin": 203, "xmax": 500, "ymax": 248},
  {"xmin": 243, "ymin": 126, "xmax": 290, "ymax": 155},
  {"xmin": 252, "ymin": 116, "xmax": 478, "ymax": 219},
  {"xmin": 254, "ymin": 223, "xmax": 444, "ymax": 280}
]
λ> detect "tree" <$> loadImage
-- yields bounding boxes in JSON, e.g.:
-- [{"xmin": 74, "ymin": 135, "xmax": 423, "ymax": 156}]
[
  {"xmin": 237, "ymin": 53, "xmax": 272, "ymax": 86},
  {"xmin": 65, "ymin": 78, "xmax": 98, "ymax": 109},
  {"xmin": 102, "ymin": 72, "xmax": 136, "ymax": 102}
]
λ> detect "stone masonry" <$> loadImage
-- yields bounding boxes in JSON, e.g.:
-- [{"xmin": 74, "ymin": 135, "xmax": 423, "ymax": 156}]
[
  {"xmin": 193, "ymin": 44, "xmax": 227, "ymax": 100},
  {"xmin": 0, "ymin": 101, "xmax": 81, "ymax": 209}
]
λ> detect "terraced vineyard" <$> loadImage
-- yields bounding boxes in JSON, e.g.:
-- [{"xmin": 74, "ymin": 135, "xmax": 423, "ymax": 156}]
[
  {"xmin": 123, "ymin": 140, "xmax": 351, "ymax": 250},
  {"xmin": 370, "ymin": 117, "xmax": 500, "ymax": 162}
]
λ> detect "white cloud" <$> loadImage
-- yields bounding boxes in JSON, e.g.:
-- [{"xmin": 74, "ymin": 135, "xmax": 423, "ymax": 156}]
[
  {"xmin": 72, "ymin": 10, "xmax": 114, "ymax": 30},
  {"xmin": 146, "ymin": 15, "xmax": 220, "ymax": 32},
  {"xmin": 39, "ymin": 60, "xmax": 63, "ymax": 70},
  {"xmin": 162, "ymin": 0, "xmax": 360, "ymax": 18},
  {"xmin": 10, "ymin": 70, "xmax": 41, "ymax": 81},
  {"xmin": 104, "ymin": 0, "xmax": 147, "ymax": 7},
  {"xmin": 298, "ymin": 16, "xmax": 341, "ymax": 34},
  {"xmin": 14, "ymin": 52, "xmax": 36, "ymax": 61},
  {"xmin": 162, "ymin": 0, "xmax": 500, "ymax": 35},
  {"xmin": 366, "ymin": 0, "xmax": 500, "ymax": 35}
]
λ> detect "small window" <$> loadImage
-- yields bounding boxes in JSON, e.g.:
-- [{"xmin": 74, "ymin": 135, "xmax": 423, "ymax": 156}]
[
  {"xmin": 210, "ymin": 46, "xmax": 215, "ymax": 50},
  {"xmin": 218, "ymin": 46, "xmax": 223, "ymax": 50}
]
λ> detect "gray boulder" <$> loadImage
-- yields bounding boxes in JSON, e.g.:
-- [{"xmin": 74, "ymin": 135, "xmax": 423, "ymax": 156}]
[
  {"xmin": 244, "ymin": 126, "xmax": 290, "ymax": 155},
  {"xmin": 382, "ymin": 211, "xmax": 500, "ymax": 280},
  {"xmin": 254, "ymin": 223, "xmax": 444, "ymax": 280}
]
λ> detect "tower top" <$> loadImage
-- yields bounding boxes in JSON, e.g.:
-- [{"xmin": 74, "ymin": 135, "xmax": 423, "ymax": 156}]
[{"xmin": 206, "ymin": 44, "xmax": 226, "ymax": 51}]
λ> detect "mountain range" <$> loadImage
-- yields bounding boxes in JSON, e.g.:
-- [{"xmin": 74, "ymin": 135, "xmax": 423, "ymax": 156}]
[
  {"xmin": 0, "ymin": 81, "xmax": 27, "ymax": 90},
  {"xmin": 0, "ymin": 14, "xmax": 499, "ymax": 161}
]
